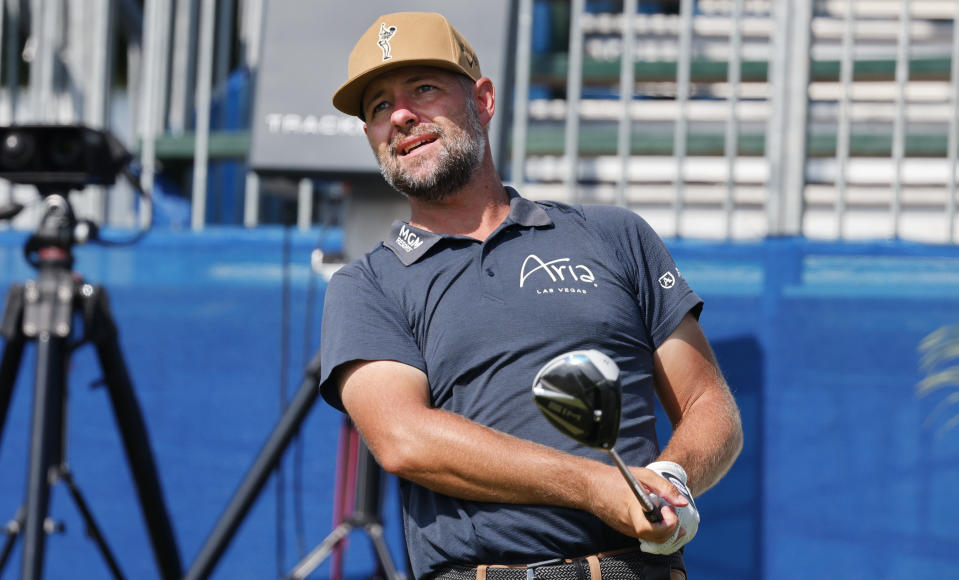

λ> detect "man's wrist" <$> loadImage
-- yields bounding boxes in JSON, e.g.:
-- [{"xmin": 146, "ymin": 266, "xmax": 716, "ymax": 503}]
[
  {"xmin": 581, "ymin": 461, "xmax": 623, "ymax": 515},
  {"xmin": 646, "ymin": 460, "xmax": 687, "ymax": 481},
  {"xmin": 640, "ymin": 460, "xmax": 701, "ymax": 555},
  {"xmin": 645, "ymin": 461, "xmax": 694, "ymax": 504}
]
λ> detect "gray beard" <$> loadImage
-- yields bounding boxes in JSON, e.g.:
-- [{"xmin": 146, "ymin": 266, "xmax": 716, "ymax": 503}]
[{"xmin": 376, "ymin": 104, "xmax": 486, "ymax": 202}]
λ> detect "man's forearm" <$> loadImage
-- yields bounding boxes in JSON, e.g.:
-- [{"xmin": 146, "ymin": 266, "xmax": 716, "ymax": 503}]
[
  {"xmin": 372, "ymin": 404, "xmax": 600, "ymax": 507},
  {"xmin": 657, "ymin": 388, "xmax": 743, "ymax": 497},
  {"xmin": 341, "ymin": 359, "xmax": 689, "ymax": 540},
  {"xmin": 359, "ymin": 403, "xmax": 690, "ymax": 542},
  {"xmin": 341, "ymin": 360, "xmax": 606, "ymax": 509}
]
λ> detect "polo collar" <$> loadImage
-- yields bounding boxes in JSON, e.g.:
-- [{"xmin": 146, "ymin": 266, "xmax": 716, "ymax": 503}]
[{"xmin": 383, "ymin": 187, "xmax": 553, "ymax": 266}]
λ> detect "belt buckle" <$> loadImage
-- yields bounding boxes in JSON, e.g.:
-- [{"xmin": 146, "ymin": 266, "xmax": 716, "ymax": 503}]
[{"xmin": 525, "ymin": 557, "xmax": 564, "ymax": 580}]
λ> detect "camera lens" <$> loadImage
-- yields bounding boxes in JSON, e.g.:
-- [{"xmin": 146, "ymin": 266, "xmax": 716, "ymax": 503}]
[
  {"xmin": 0, "ymin": 132, "xmax": 36, "ymax": 169},
  {"xmin": 49, "ymin": 132, "xmax": 84, "ymax": 169}
]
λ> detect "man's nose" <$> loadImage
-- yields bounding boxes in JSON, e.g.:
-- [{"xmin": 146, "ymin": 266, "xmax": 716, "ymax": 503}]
[{"xmin": 390, "ymin": 99, "xmax": 418, "ymax": 129}]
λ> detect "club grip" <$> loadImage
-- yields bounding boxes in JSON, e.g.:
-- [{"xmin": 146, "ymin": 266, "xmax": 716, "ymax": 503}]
[
  {"xmin": 608, "ymin": 449, "xmax": 662, "ymax": 518},
  {"xmin": 644, "ymin": 498, "xmax": 664, "ymax": 523}
]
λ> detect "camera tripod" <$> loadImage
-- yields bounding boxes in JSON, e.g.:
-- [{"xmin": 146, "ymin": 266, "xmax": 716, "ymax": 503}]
[
  {"xmin": 0, "ymin": 192, "xmax": 182, "ymax": 579},
  {"xmin": 181, "ymin": 349, "xmax": 405, "ymax": 580},
  {"xmin": 284, "ymin": 419, "xmax": 403, "ymax": 580}
]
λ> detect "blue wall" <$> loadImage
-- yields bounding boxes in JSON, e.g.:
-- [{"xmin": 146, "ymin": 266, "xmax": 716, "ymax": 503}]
[
  {"xmin": 668, "ymin": 239, "xmax": 959, "ymax": 579},
  {"xmin": 1, "ymin": 231, "xmax": 958, "ymax": 579}
]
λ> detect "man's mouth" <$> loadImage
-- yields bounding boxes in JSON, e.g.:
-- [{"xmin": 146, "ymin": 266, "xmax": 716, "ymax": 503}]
[{"xmin": 400, "ymin": 136, "xmax": 438, "ymax": 156}]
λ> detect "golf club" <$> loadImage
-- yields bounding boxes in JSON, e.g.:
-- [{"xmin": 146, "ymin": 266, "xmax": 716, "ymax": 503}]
[{"xmin": 532, "ymin": 349, "xmax": 663, "ymax": 523}]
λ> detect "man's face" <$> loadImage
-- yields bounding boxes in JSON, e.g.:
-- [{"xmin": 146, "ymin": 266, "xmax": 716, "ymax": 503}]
[{"xmin": 361, "ymin": 66, "xmax": 486, "ymax": 201}]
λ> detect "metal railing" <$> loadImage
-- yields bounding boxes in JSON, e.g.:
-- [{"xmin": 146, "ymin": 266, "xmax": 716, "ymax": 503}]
[{"xmin": 509, "ymin": 0, "xmax": 959, "ymax": 243}]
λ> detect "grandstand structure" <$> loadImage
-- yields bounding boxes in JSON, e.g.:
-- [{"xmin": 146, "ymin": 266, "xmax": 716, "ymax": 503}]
[
  {"xmin": 512, "ymin": 0, "xmax": 959, "ymax": 242},
  {"xmin": 1, "ymin": 0, "xmax": 957, "ymax": 243}
]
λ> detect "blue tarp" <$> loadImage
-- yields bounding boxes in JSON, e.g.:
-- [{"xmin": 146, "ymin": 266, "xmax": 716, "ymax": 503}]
[{"xmin": 1, "ymin": 230, "xmax": 957, "ymax": 579}]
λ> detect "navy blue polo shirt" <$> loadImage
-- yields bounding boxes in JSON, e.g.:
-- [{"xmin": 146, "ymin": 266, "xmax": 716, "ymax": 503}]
[{"xmin": 319, "ymin": 188, "xmax": 702, "ymax": 577}]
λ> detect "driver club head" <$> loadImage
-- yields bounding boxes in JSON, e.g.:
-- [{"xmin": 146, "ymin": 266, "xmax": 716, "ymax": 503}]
[{"xmin": 531, "ymin": 350, "xmax": 623, "ymax": 449}]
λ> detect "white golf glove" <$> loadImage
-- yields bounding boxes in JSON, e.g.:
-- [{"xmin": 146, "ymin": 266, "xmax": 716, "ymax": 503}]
[{"xmin": 639, "ymin": 461, "xmax": 700, "ymax": 555}]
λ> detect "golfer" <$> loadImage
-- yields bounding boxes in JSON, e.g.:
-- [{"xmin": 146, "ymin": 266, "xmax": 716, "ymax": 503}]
[{"xmin": 319, "ymin": 11, "xmax": 743, "ymax": 580}]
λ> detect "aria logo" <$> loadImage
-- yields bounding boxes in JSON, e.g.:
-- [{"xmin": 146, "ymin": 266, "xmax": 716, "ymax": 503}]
[{"xmin": 520, "ymin": 254, "xmax": 597, "ymax": 288}]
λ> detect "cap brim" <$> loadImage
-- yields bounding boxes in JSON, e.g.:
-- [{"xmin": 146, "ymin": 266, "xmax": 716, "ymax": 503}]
[{"xmin": 332, "ymin": 59, "xmax": 476, "ymax": 118}]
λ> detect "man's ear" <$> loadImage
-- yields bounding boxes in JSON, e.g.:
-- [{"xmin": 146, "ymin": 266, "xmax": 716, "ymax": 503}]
[{"xmin": 474, "ymin": 77, "xmax": 496, "ymax": 126}]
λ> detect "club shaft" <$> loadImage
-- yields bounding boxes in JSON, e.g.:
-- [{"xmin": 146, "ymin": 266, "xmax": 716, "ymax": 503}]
[{"xmin": 607, "ymin": 448, "xmax": 657, "ymax": 514}]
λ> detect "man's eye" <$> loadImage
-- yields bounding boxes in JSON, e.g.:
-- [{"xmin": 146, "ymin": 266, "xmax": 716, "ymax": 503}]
[
  {"xmin": 416, "ymin": 84, "xmax": 436, "ymax": 94},
  {"xmin": 370, "ymin": 101, "xmax": 389, "ymax": 116}
]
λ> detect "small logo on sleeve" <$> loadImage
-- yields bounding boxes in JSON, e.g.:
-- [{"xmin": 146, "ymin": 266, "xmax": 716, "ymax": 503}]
[{"xmin": 658, "ymin": 271, "xmax": 676, "ymax": 289}]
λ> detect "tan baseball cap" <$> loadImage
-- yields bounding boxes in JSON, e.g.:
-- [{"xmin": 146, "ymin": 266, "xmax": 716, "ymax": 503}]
[{"xmin": 332, "ymin": 12, "xmax": 482, "ymax": 118}]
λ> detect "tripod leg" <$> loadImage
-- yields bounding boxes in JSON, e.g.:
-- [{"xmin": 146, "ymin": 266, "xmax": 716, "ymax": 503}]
[
  {"xmin": 20, "ymin": 332, "xmax": 68, "ymax": 580},
  {"xmin": 58, "ymin": 469, "xmax": 126, "ymax": 580},
  {"xmin": 0, "ymin": 283, "xmax": 27, "ymax": 450},
  {"xmin": 285, "ymin": 522, "xmax": 354, "ymax": 580},
  {"xmin": 0, "ymin": 333, "xmax": 26, "ymax": 452},
  {"xmin": 183, "ymin": 352, "xmax": 322, "ymax": 580},
  {"xmin": 83, "ymin": 286, "xmax": 182, "ymax": 580},
  {"xmin": 0, "ymin": 507, "xmax": 25, "ymax": 572},
  {"xmin": 287, "ymin": 421, "xmax": 405, "ymax": 580},
  {"xmin": 285, "ymin": 518, "xmax": 404, "ymax": 580},
  {"xmin": 365, "ymin": 522, "xmax": 403, "ymax": 580}
]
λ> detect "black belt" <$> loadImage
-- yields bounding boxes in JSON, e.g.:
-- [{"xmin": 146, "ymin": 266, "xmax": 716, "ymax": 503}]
[{"xmin": 431, "ymin": 547, "xmax": 681, "ymax": 580}]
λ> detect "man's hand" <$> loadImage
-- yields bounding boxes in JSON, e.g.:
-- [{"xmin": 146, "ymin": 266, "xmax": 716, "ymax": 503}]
[
  {"xmin": 639, "ymin": 461, "xmax": 700, "ymax": 555},
  {"xmin": 586, "ymin": 463, "xmax": 688, "ymax": 544}
]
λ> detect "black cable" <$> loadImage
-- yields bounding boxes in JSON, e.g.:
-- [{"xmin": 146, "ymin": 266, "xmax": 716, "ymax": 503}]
[
  {"xmin": 276, "ymin": 221, "xmax": 293, "ymax": 577},
  {"xmin": 87, "ymin": 166, "xmax": 154, "ymax": 247},
  {"xmin": 277, "ymin": 186, "xmax": 333, "ymax": 571},
  {"xmin": 293, "ymin": 223, "xmax": 327, "ymax": 559}
]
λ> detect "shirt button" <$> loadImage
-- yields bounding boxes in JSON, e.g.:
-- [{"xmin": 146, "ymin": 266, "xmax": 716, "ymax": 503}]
[{"xmin": 485, "ymin": 268, "xmax": 495, "ymax": 277}]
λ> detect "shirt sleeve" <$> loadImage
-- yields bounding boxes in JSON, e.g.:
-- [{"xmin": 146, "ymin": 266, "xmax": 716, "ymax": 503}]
[
  {"xmin": 318, "ymin": 260, "xmax": 427, "ymax": 412},
  {"xmin": 583, "ymin": 204, "xmax": 703, "ymax": 349}
]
